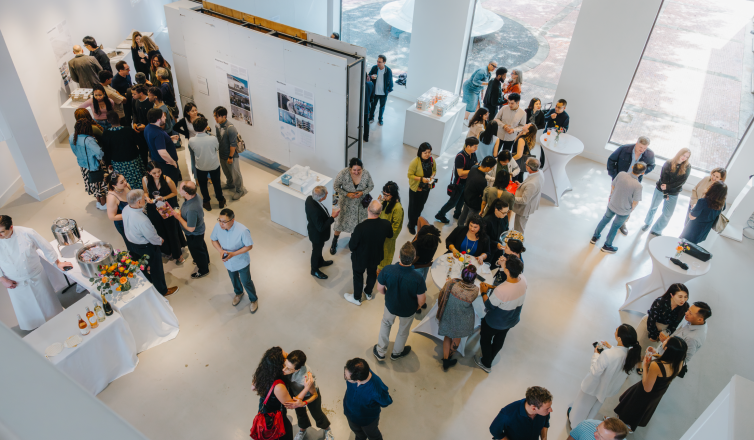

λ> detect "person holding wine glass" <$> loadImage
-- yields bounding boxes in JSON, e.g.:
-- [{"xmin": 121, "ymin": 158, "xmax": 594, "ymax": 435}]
[{"xmin": 142, "ymin": 161, "xmax": 186, "ymax": 263}]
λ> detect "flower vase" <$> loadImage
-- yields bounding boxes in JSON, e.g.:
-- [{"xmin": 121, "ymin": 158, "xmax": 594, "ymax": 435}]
[
  {"xmin": 674, "ymin": 251, "xmax": 682, "ymax": 258},
  {"xmin": 555, "ymin": 132, "xmax": 560, "ymax": 144}
]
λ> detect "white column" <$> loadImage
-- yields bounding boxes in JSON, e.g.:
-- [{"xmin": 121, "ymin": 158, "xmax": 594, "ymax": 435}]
[
  {"xmin": 0, "ymin": 30, "xmax": 63, "ymax": 201},
  {"xmin": 719, "ymin": 126, "xmax": 754, "ymax": 241},
  {"xmin": 396, "ymin": 0, "xmax": 476, "ymax": 102},
  {"xmin": 553, "ymin": 0, "xmax": 663, "ymax": 164}
]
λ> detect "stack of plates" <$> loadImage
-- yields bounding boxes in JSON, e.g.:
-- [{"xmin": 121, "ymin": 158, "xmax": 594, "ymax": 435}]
[
  {"xmin": 45, "ymin": 342, "xmax": 64, "ymax": 357},
  {"xmin": 64, "ymin": 334, "xmax": 83, "ymax": 348}
]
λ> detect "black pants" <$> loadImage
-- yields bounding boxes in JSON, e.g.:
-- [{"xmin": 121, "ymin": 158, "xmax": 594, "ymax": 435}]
[
  {"xmin": 135, "ymin": 131, "xmax": 150, "ymax": 166},
  {"xmin": 196, "ymin": 166, "xmax": 225, "ymax": 204},
  {"xmin": 480, "ymin": 318, "xmax": 510, "ymax": 368},
  {"xmin": 352, "ymin": 261, "xmax": 378, "ymax": 301},
  {"xmin": 437, "ymin": 181, "xmax": 466, "ymax": 218},
  {"xmin": 185, "ymin": 234, "xmax": 210, "ymax": 275},
  {"xmin": 407, "ymin": 189, "xmax": 430, "ymax": 231},
  {"xmin": 539, "ymin": 147, "xmax": 546, "ymax": 168},
  {"xmin": 294, "ymin": 394, "xmax": 331, "ymax": 430},
  {"xmin": 501, "ymin": 140, "xmax": 515, "ymax": 153},
  {"xmin": 310, "ymin": 241, "xmax": 325, "ymax": 272},
  {"xmin": 485, "ymin": 105, "xmax": 499, "ymax": 119},
  {"xmin": 347, "ymin": 416, "xmax": 382, "ymax": 440},
  {"xmin": 363, "ymin": 113, "xmax": 370, "ymax": 141},
  {"xmin": 159, "ymin": 162, "xmax": 182, "ymax": 184},
  {"xmin": 130, "ymin": 242, "xmax": 168, "ymax": 295},
  {"xmin": 369, "ymin": 95, "xmax": 388, "ymax": 122}
]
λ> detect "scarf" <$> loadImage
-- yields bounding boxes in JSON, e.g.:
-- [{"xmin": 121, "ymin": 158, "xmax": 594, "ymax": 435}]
[{"xmin": 436, "ymin": 279, "xmax": 479, "ymax": 321}]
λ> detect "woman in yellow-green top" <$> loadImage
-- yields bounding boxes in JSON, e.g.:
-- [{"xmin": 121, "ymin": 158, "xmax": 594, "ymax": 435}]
[
  {"xmin": 407, "ymin": 142, "xmax": 437, "ymax": 235},
  {"xmin": 378, "ymin": 181, "xmax": 404, "ymax": 272}
]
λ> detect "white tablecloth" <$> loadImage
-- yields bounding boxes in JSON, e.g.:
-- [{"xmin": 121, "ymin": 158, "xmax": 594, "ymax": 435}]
[
  {"xmin": 539, "ymin": 132, "xmax": 585, "ymax": 207},
  {"xmin": 23, "ymin": 296, "xmax": 138, "ymax": 395},
  {"xmin": 40, "ymin": 230, "xmax": 180, "ymax": 353},
  {"xmin": 412, "ymin": 255, "xmax": 488, "ymax": 357}
]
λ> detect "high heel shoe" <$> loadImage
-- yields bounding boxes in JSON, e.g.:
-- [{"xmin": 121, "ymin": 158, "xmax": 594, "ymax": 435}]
[{"xmin": 442, "ymin": 358, "xmax": 458, "ymax": 371}]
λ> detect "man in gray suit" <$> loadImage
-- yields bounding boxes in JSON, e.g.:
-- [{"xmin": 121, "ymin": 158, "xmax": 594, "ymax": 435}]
[
  {"xmin": 512, "ymin": 158, "xmax": 544, "ymax": 232},
  {"xmin": 68, "ymin": 45, "xmax": 102, "ymax": 89}
]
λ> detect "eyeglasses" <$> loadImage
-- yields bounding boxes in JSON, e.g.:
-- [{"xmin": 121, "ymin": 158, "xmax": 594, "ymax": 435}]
[{"xmin": 217, "ymin": 218, "xmax": 232, "ymax": 224}]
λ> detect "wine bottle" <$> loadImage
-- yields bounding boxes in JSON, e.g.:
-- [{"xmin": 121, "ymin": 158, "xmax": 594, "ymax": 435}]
[
  {"xmin": 85, "ymin": 306, "xmax": 99, "ymax": 329},
  {"xmin": 94, "ymin": 302, "xmax": 105, "ymax": 322},
  {"xmin": 77, "ymin": 314, "xmax": 90, "ymax": 336},
  {"xmin": 101, "ymin": 293, "xmax": 113, "ymax": 316}
]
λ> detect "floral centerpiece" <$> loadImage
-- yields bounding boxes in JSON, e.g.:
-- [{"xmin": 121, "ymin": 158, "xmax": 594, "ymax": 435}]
[
  {"xmin": 89, "ymin": 250, "xmax": 149, "ymax": 295},
  {"xmin": 675, "ymin": 242, "xmax": 691, "ymax": 258},
  {"xmin": 554, "ymin": 125, "xmax": 566, "ymax": 142}
]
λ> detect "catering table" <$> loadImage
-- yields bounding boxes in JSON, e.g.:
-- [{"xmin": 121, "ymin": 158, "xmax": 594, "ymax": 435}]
[
  {"xmin": 40, "ymin": 230, "xmax": 180, "ymax": 353},
  {"xmin": 23, "ymin": 296, "xmax": 137, "ymax": 395},
  {"xmin": 620, "ymin": 236, "xmax": 712, "ymax": 314},
  {"xmin": 539, "ymin": 132, "xmax": 584, "ymax": 207},
  {"xmin": 412, "ymin": 254, "xmax": 488, "ymax": 357},
  {"xmin": 403, "ymin": 102, "xmax": 466, "ymax": 155},
  {"xmin": 268, "ymin": 165, "xmax": 333, "ymax": 236}
]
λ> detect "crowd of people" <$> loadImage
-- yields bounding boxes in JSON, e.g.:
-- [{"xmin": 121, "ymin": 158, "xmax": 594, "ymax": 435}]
[{"xmin": 0, "ymin": 47, "xmax": 726, "ymax": 440}]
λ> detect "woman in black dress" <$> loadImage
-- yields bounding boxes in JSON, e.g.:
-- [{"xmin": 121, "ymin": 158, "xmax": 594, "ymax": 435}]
[
  {"xmin": 615, "ymin": 337, "xmax": 688, "ymax": 433},
  {"xmin": 251, "ymin": 347, "xmax": 314, "ymax": 440},
  {"xmin": 142, "ymin": 161, "xmax": 186, "ymax": 263}
]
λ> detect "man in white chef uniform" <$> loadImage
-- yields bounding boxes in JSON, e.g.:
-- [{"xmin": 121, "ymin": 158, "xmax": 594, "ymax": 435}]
[{"xmin": 0, "ymin": 215, "xmax": 72, "ymax": 330}]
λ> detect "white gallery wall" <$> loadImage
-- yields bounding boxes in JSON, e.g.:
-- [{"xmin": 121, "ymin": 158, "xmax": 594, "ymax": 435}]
[
  {"xmin": 166, "ymin": 3, "xmax": 349, "ymax": 178},
  {"xmin": 0, "ymin": 141, "xmax": 21, "ymax": 207},
  {"xmin": 210, "ymin": 0, "xmax": 335, "ymax": 37}
]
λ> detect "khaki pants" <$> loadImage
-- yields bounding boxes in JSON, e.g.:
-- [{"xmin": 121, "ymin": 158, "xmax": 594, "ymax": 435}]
[
  {"xmin": 376, "ymin": 306, "xmax": 413, "ymax": 357},
  {"xmin": 220, "ymin": 157, "xmax": 245, "ymax": 193}
]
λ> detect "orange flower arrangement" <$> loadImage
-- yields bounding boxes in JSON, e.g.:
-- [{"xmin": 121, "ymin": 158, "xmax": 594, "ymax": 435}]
[{"xmin": 89, "ymin": 250, "xmax": 149, "ymax": 294}]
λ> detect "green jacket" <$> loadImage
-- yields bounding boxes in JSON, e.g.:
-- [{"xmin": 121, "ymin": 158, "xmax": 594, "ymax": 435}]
[{"xmin": 407, "ymin": 157, "xmax": 437, "ymax": 192}]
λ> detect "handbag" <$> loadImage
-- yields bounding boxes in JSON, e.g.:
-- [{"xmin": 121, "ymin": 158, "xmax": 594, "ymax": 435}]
[
  {"xmin": 681, "ymin": 239, "xmax": 712, "ymax": 262},
  {"xmin": 250, "ymin": 380, "xmax": 286, "ymax": 440},
  {"xmin": 447, "ymin": 153, "xmax": 467, "ymax": 196},
  {"xmin": 83, "ymin": 138, "xmax": 105, "ymax": 184},
  {"xmin": 712, "ymin": 212, "xmax": 729, "ymax": 233}
]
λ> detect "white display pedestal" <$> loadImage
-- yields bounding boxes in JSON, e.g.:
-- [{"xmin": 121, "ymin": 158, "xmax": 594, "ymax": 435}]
[
  {"xmin": 403, "ymin": 102, "xmax": 465, "ymax": 154},
  {"xmin": 679, "ymin": 375, "xmax": 754, "ymax": 440},
  {"xmin": 268, "ymin": 166, "xmax": 333, "ymax": 236},
  {"xmin": 539, "ymin": 132, "xmax": 584, "ymax": 207},
  {"xmin": 620, "ymin": 236, "xmax": 711, "ymax": 314},
  {"xmin": 102, "ymin": 47, "xmax": 129, "ymax": 73},
  {"xmin": 61, "ymin": 98, "xmax": 80, "ymax": 137}
]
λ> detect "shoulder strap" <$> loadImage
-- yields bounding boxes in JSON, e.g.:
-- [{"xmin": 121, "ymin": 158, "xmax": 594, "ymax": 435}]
[
  {"xmin": 656, "ymin": 362, "xmax": 668, "ymax": 377},
  {"xmin": 454, "ymin": 152, "xmax": 466, "ymax": 184},
  {"xmin": 262, "ymin": 380, "xmax": 284, "ymax": 405}
]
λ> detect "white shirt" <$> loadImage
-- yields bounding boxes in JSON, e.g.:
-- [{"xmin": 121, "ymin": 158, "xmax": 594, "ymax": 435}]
[
  {"xmin": 661, "ymin": 320, "xmax": 707, "ymax": 365},
  {"xmin": 122, "ymin": 206, "xmax": 162, "ymax": 245},
  {"xmin": 375, "ymin": 67, "xmax": 385, "ymax": 95},
  {"xmin": 0, "ymin": 226, "xmax": 57, "ymax": 280},
  {"xmin": 580, "ymin": 346, "xmax": 629, "ymax": 402},
  {"xmin": 494, "ymin": 106, "xmax": 527, "ymax": 141}
]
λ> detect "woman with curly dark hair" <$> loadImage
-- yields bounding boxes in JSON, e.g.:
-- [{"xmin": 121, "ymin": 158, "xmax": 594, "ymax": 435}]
[
  {"xmin": 377, "ymin": 181, "xmax": 404, "ymax": 272},
  {"xmin": 251, "ymin": 347, "xmax": 314, "ymax": 440}
]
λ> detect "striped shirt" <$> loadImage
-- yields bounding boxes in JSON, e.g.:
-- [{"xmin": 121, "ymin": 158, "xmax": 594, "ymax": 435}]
[
  {"xmin": 569, "ymin": 419, "xmax": 601, "ymax": 440},
  {"xmin": 483, "ymin": 274, "xmax": 527, "ymax": 330}
]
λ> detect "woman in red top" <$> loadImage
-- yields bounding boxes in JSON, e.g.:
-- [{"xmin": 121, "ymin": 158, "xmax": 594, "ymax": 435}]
[{"xmin": 502, "ymin": 69, "xmax": 522, "ymax": 103}]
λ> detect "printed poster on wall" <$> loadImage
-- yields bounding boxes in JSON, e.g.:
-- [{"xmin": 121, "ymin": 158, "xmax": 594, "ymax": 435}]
[
  {"xmin": 214, "ymin": 58, "xmax": 253, "ymax": 126},
  {"xmin": 276, "ymin": 81, "xmax": 315, "ymax": 151},
  {"xmin": 47, "ymin": 20, "xmax": 74, "ymax": 89}
]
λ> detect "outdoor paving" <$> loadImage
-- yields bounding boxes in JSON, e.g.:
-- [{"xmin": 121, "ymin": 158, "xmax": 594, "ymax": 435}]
[{"xmin": 342, "ymin": 0, "xmax": 754, "ymax": 170}]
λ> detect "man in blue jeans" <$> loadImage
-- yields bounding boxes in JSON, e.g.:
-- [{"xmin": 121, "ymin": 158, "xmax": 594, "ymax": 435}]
[
  {"xmin": 368, "ymin": 55, "xmax": 393, "ymax": 126},
  {"xmin": 435, "ymin": 137, "xmax": 479, "ymax": 223},
  {"xmin": 210, "ymin": 208, "xmax": 258, "ymax": 312},
  {"xmin": 591, "ymin": 162, "xmax": 646, "ymax": 253}
]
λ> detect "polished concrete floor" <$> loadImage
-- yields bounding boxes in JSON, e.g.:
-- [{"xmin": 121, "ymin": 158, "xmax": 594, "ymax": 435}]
[{"xmin": 2, "ymin": 96, "xmax": 754, "ymax": 440}]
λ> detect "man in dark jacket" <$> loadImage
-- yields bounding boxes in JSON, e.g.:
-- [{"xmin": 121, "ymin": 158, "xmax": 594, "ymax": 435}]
[
  {"xmin": 541, "ymin": 99, "xmax": 570, "ymax": 167},
  {"xmin": 305, "ymin": 186, "xmax": 338, "ymax": 279},
  {"xmin": 83, "ymin": 36, "xmax": 112, "ymax": 73},
  {"xmin": 368, "ymin": 55, "xmax": 394, "ymax": 126},
  {"xmin": 363, "ymin": 74, "xmax": 375, "ymax": 142},
  {"xmin": 607, "ymin": 136, "xmax": 656, "ymax": 235},
  {"xmin": 458, "ymin": 156, "xmax": 497, "ymax": 226},
  {"xmin": 345, "ymin": 200, "xmax": 394, "ymax": 306},
  {"xmin": 483, "ymin": 67, "xmax": 508, "ymax": 118},
  {"xmin": 68, "ymin": 46, "xmax": 102, "ymax": 88}
]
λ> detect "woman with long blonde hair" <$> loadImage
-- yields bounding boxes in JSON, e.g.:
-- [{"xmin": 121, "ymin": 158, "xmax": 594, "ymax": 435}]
[
  {"xmin": 643, "ymin": 148, "xmax": 691, "ymax": 236},
  {"xmin": 130, "ymin": 31, "xmax": 151, "ymax": 75}
]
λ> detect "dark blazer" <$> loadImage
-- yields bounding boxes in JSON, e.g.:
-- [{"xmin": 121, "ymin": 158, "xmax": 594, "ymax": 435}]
[
  {"xmin": 607, "ymin": 144, "xmax": 656, "ymax": 182},
  {"xmin": 364, "ymin": 80, "xmax": 375, "ymax": 115},
  {"xmin": 349, "ymin": 218, "xmax": 393, "ymax": 267},
  {"xmin": 483, "ymin": 212, "xmax": 509, "ymax": 245},
  {"xmin": 656, "ymin": 162, "xmax": 691, "ymax": 196},
  {"xmin": 445, "ymin": 226, "xmax": 490, "ymax": 258},
  {"xmin": 173, "ymin": 117, "xmax": 191, "ymax": 139},
  {"xmin": 131, "ymin": 46, "xmax": 151, "ymax": 75},
  {"xmin": 305, "ymin": 196, "xmax": 334, "ymax": 244},
  {"xmin": 368, "ymin": 65, "xmax": 394, "ymax": 94},
  {"xmin": 525, "ymin": 108, "xmax": 546, "ymax": 129},
  {"xmin": 483, "ymin": 77, "xmax": 504, "ymax": 109},
  {"xmin": 90, "ymin": 47, "xmax": 113, "ymax": 73},
  {"xmin": 543, "ymin": 109, "xmax": 569, "ymax": 131},
  {"xmin": 463, "ymin": 165, "xmax": 488, "ymax": 210}
]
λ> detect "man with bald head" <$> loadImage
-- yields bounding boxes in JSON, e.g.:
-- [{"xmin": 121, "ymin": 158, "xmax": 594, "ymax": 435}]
[
  {"xmin": 345, "ymin": 200, "xmax": 394, "ymax": 306},
  {"xmin": 68, "ymin": 45, "xmax": 102, "ymax": 88},
  {"xmin": 173, "ymin": 181, "xmax": 210, "ymax": 278}
]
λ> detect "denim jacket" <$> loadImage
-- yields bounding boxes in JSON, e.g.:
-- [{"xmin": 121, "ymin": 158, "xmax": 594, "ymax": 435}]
[{"xmin": 69, "ymin": 133, "xmax": 104, "ymax": 170}]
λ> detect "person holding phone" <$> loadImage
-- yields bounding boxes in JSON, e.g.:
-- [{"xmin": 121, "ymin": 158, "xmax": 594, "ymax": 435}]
[
  {"xmin": 407, "ymin": 143, "xmax": 437, "ymax": 235},
  {"xmin": 210, "ymin": 208, "xmax": 258, "ymax": 312}
]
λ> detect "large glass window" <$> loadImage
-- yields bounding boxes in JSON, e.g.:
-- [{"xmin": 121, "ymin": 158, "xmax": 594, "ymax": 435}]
[
  {"xmin": 460, "ymin": 0, "xmax": 583, "ymax": 108},
  {"xmin": 610, "ymin": 0, "xmax": 754, "ymax": 171},
  {"xmin": 340, "ymin": 0, "xmax": 411, "ymax": 79}
]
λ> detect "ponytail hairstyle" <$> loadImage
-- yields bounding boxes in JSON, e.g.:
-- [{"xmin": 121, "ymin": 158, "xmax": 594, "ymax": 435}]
[
  {"xmin": 73, "ymin": 119, "xmax": 93, "ymax": 145},
  {"xmin": 617, "ymin": 324, "xmax": 642, "ymax": 375}
]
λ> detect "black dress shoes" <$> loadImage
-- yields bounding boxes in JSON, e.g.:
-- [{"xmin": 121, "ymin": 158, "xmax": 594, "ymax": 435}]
[
  {"xmin": 319, "ymin": 260, "xmax": 334, "ymax": 267},
  {"xmin": 311, "ymin": 270, "xmax": 328, "ymax": 280}
]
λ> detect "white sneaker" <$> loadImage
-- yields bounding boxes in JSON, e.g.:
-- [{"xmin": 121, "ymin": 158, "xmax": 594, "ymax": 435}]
[
  {"xmin": 293, "ymin": 430, "xmax": 306, "ymax": 440},
  {"xmin": 96, "ymin": 202, "xmax": 108, "ymax": 211},
  {"xmin": 343, "ymin": 293, "xmax": 361, "ymax": 306},
  {"xmin": 365, "ymin": 292, "xmax": 374, "ymax": 301},
  {"xmin": 324, "ymin": 429, "xmax": 334, "ymax": 440}
]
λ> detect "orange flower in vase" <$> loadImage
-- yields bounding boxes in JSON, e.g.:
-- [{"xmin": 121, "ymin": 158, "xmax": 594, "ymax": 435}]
[{"xmin": 119, "ymin": 277, "xmax": 128, "ymax": 284}]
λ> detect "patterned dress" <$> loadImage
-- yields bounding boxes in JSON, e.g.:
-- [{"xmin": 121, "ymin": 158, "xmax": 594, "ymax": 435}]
[
  {"xmin": 378, "ymin": 201, "xmax": 404, "ymax": 270},
  {"xmin": 333, "ymin": 168, "xmax": 375, "ymax": 233},
  {"xmin": 438, "ymin": 281, "xmax": 479, "ymax": 338}
]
